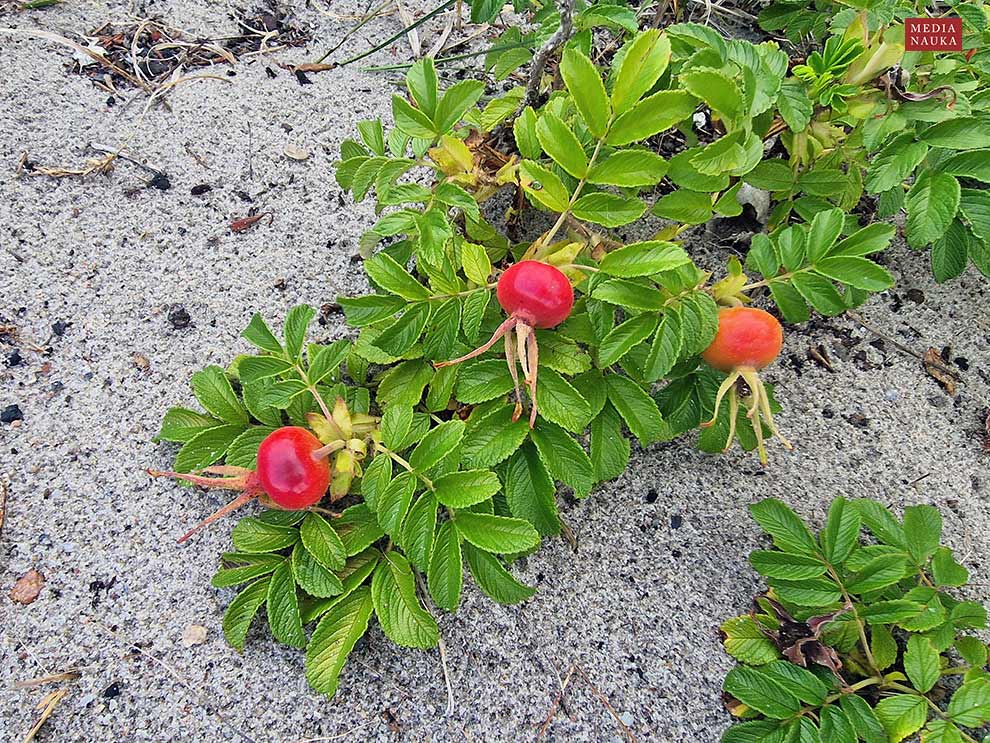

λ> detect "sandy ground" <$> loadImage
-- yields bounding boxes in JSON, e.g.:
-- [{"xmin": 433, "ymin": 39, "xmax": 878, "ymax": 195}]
[{"xmin": 1, "ymin": 2, "xmax": 989, "ymax": 742}]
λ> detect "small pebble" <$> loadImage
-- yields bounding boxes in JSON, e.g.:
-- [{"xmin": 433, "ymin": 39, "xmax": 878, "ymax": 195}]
[
  {"xmin": 52, "ymin": 319, "xmax": 71, "ymax": 336},
  {"xmin": 670, "ymin": 514, "xmax": 683, "ymax": 529},
  {"xmin": 6, "ymin": 349, "xmax": 22, "ymax": 367},
  {"xmin": 1, "ymin": 404, "xmax": 23, "ymax": 423},
  {"xmin": 620, "ymin": 712, "xmax": 635, "ymax": 726},
  {"xmin": 168, "ymin": 306, "xmax": 191, "ymax": 329},
  {"xmin": 884, "ymin": 389, "xmax": 901, "ymax": 402},
  {"xmin": 190, "ymin": 184, "xmax": 212, "ymax": 195}
]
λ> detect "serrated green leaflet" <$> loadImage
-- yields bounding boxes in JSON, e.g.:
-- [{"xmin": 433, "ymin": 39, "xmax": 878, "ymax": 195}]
[
  {"xmin": 377, "ymin": 471, "xmax": 416, "ymax": 537},
  {"xmin": 409, "ymin": 419, "xmax": 465, "ymax": 472},
  {"xmin": 530, "ymin": 420, "xmax": 594, "ymax": 497},
  {"xmin": 749, "ymin": 499, "xmax": 819, "ymax": 556},
  {"xmin": 504, "ymin": 443, "xmax": 560, "ymax": 535},
  {"xmin": 904, "ymin": 635, "xmax": 939, "ymax": 693},
  {"xmin": 875, "ymin": 694, "xmax": 927, "ymax": 743},
  {"xmin": 372, "ymin": 552, "xmax": 439, "ymax": 648},
  {"xmin": 300, "ymin": 513, "xmax": 347, "ymax": 571},
  {"xmin": 535, "ymin": 368, "xmax": 593, "ymax": 432},
  {"xmin": 266, "ymin": 562, "xmax": 306, "ymax": 648},
  {"xmin": 223, "ymin": 576, "xmax": 271, "ymax": 651},
  {"xmin": 400, "ymin": 492, "xmax": 437, "ymax": 572},
  {"xmin": 598, "ymin": 241, "xmax": 689, "ymax": 277},
  {"xmin": 721, "ymin": 615, "xmax": 779, "ymax": 665},
  {"xmin": 452, "ymin": 511, "xmax": 539, "ymax": 554},
  {"xmin": 305, "ymin": 586, "xmax": 374, "ymax": 696},
  {"xmin": 433, "ymin": 469, "xmax": 500, "ymax": 508},
  {"xmin": 723, "ymin": 665, "xmax": 801, "ymax": 719},
  {"xmin": 232, "ymin": 518, "xmax": 299, "ymax": 553},
  {"xmin": 292, "ymin": 542, "xmax": 345, "ymax": 598},
  {"xmin": 461, "ymin": 405, "xmax": 530, "ymax": 468},
  {"xmin": 427, "ymin": 521, "xmax": 463, "ymax": 612},
  {"xmin": 463, "ymin": 542, "xmax": 536, "ymax": 605}
]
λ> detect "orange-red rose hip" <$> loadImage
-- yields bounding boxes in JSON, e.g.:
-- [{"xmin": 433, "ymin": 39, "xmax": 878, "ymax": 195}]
[{"xmin": 702, "ymin": 307, "xmax": 783, "ymax": 372}]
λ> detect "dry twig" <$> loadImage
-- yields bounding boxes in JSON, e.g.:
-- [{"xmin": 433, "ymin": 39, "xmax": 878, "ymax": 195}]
[{"xmin": 537, "ymin": 663, "xmax": 637, "ymax": 742}]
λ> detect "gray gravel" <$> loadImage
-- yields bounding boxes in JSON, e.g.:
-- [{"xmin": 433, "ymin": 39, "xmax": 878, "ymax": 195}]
[{"xmin": 2, "ymin": 2, "xmax": 989, "ymax": 742}]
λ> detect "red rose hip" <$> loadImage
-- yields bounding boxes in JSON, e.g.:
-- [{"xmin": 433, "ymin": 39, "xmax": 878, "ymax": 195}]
[
  {"xmin": 149, "ymin": 425, "xmax": 331, "ymax": 542},
  {"xmin": 436, "ymin": 260, "xmax": 575, "ymax": 426}
]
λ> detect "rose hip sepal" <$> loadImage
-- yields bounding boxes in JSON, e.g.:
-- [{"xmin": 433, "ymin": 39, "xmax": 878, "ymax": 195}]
[
  {"xmin": 435, "ymin": 260, "xmax": 574, "ymax": 427},
  {"xmin": 700, "ymin": 306, "xmax": 792, "ymax": 465},
  {"xmin": 148, "ymin": 426, "xmax": 331, "ymax": 542}
]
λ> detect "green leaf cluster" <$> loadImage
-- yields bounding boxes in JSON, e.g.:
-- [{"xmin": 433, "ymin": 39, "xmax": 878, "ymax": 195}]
[{"xmin": 722, "ymin": 497, "xmax": 989, "ymax": 743}]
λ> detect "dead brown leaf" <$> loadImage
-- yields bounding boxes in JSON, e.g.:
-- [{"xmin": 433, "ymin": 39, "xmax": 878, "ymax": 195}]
[
  {"xmin": 923, "ymin": 347, "xmax": 959, "ymax": 395},
  {"xmin": 230, "ymin": 212, "xmax": 273, "ymax": 233},
  {"xmin": 10, "ymin": 568, "xmax": 45, "ymax": 605},
  {"xmin": 291, "ymin": 62, "xmax": 335, "ymax": 73}
]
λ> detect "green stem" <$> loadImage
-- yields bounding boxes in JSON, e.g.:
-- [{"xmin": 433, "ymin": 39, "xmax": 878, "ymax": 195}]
[
  {"xmin": 315, "ymin": 0, "xmax": 393, "ymax": 63},
  {"xmin": 826, "ymin": 564, "xmax": 880, "ymax": 676},
  {"xmin": 374, "ymin": 443, "xmax": 434, "ymax": 490},
  {"xmin": 360, "ymin": 42, "xmax": 532, "ymax": 72},
  {"xmin": 330, "ymin": 0, "xmax": 458, "ymax": 67},
  {"xmin": 528, "ymin": 137, "xmax": 606, "ymax": 257}
]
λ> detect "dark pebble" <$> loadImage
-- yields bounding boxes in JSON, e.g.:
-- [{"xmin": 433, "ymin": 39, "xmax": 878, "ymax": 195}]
[
  {"xmin": 6, "ymin": 349, "xmax": 22, "ymax": 367},
  {"xmin": 102, "ymin": 682, "xmax": 121, "ymax": 699},
  {"xmin": 168, "ymin": 306, "xmax": 191, "ymax": 329},
  {"xmin": 148, "ymin": 172, "xmax": 171, "ymax": 190},
  {"xmin": 670, "ymin": 514, "xmax": 683, "ymax": 529},
  {"xmin": 645, "ymin": 488, "xmax": 658, "ymax": 503},
  {"xmin": 190, "ymin": 184, "xmax": 212, "ymax": 195},
  {"xmin": 2, "ymin": 404, "xmax": 24, "ymax": 423},
  {"xmin": 906, "ymin": 288, "xmax": 925, "ymax": 304},
  {"xmin": 52, "ymin": 319, "xmax": 71, "ymax": 336}
]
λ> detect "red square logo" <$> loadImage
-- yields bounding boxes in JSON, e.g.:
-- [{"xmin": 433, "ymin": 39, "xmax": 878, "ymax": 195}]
[{"xmin": 905, "ymin": 17, "xmax": 962, "ymax": 51}]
